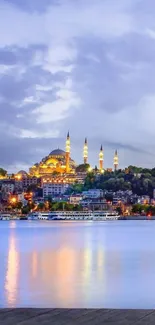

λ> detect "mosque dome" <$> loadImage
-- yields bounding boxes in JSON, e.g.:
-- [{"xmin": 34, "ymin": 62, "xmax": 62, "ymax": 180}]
[
  {"xmin": 18, "ymin": 170, "xmax": 28, "ymax": 176},
  {"xmin": 50, "ymin": 149, "xmax": 66, "ymax": 157}
]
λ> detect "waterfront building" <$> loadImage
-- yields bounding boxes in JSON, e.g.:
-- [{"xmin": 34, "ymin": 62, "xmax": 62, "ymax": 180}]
[{"xmin": 81, "ymin": 197, "xmax": 107, "ymax": 211}]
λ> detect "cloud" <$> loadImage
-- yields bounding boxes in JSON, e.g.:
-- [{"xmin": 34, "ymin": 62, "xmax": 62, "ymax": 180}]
[{"xmin": 0, "ymin": 0, "xmax": 155, "ymax": 171}]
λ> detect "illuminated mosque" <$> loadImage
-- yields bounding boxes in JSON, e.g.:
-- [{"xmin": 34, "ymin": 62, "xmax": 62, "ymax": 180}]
[{"xmin": 29, "ymin": 132, "xmax": 119, "ymax": 177}]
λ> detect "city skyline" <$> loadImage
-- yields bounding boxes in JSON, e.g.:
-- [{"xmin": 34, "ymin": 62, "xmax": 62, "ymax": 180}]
[{"xmin": 0, "ymin": 0, "xmax": 155, "ymax": 172}]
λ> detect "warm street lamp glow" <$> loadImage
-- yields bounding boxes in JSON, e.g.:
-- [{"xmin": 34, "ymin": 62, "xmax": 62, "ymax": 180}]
[
  {"xmin": 11, "ymin": 197, "xmax": 17, "ymax": 203},
  {"xmin": 16, "ymin": 175, "xmax": 21, "ymax": 180}
]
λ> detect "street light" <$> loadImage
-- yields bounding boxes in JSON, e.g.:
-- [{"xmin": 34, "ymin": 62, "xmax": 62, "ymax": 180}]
[{"xmin": 11, "ymin": 197, "xmax": 17, "ymax": 204}]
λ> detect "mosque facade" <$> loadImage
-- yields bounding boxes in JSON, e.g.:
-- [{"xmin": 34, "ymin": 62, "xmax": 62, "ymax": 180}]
[{"xmin": 29, "ymin": 132, "xmax": 119, "ymax": 177}]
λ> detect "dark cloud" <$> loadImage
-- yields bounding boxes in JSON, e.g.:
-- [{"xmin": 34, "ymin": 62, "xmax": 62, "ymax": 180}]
[
  {"xmin": 0, "ymin": 44, "xmax": 47, "ymax": 66},
  {"xmin": 1, "ymin": 0, "xmax": 155, "ymax": 170},
  {"xmin": 0, "ymin": 43, "xmax": 74, "ymax": 169},
  {"xmin": 0, "ymin": 48, "xmax": 17, "ymax": 65},
  {"xmin": 72, "ymin": 33, "xmax": 155, "ymax": 115},
  {"xmin": 4, "ymin": 0, "xmax": 60, "ymax": 12}
]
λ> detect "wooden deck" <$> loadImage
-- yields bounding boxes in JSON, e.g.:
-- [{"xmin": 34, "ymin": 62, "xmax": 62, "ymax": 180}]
[{"xmin": 0, "ymin": 309, "xmax": 155, "ymax": 324}]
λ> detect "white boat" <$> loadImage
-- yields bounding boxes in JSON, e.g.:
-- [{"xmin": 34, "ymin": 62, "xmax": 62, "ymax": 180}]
[
  {"xmin": 49, "ymin": 211, "xmax": 119, "ymax": 221},
  {"xmin": 93, "ymin": 211, "xmax": 119, "ymax": 220},
  {"xmin": 38, "ymin": 212, "xmax": 52, "ymax": 220},
  {"xmin": 27, "ymin": 212, "xmax": 52, "ymax": 220},
  {"xmin": 27, "ymin": 211, "xmax": 119, "ymax": 221},
  {"xmin": 27, "ymin": 212, "xmax": 39, "ymax": 220},
  {"xmin": 0, "ymin": 214, "xmax": 11, "ymax": 220}
]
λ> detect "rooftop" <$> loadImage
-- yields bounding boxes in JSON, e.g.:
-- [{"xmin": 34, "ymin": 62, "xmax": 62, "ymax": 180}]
[{"xmin": 50, "ymin": 149, "xmax": 66, "ymax": 156}]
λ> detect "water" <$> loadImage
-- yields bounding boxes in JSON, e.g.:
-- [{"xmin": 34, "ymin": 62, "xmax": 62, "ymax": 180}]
[{"xmin": 0, "ymin": 220, "xmax": 155, "ymax": 309}]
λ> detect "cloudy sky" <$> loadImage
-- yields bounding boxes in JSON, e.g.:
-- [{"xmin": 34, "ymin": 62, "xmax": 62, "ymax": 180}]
[{"xmin": 0, "ymin": 0, "xmax": 155, "ymax": 172}]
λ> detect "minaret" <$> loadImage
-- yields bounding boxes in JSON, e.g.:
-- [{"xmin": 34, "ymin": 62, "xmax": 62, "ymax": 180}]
[
  {"xmin": 66, "ymin": 131, "xmax": 70, "ymax": 173},
  {"xmin": 99, "ymin": 145, "xmax": 104, "ymax": 172},
  {"xmin": 114, "ymin": 150, "xmax": 118, "ymax": 171},
  {"xmin": 83, "ymin": 138, "xmax": 88, "ymax": 164}
]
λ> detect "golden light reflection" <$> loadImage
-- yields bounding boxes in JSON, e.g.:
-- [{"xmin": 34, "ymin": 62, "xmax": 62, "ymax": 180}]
[
  {"xmin": 32, "ymin": 251, "xmax": 38, "ymax": 279},
  {"xmin": 97, "ymin": 248, "xmax": 105, "ymax": 281},
  {"xmin": 83, "ymin": 249, "xmax": 92, "ymax": 282},
  {"xmin": 5, "ymin": 231, "xmax": 19, "ymax": 307},
  {"xmin": 28, "ymin": 246, "xmax": 79, "ymax": 306}
]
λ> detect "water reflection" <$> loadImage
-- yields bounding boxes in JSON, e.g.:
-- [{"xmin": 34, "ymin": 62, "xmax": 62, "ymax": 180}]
[
  {"xmin": 2, "ymin": 221, "xmax": 155, "ymax": 308},
  {"xmin": 5, "ymin": 230, "xmax": 19, "ymax": 307}
]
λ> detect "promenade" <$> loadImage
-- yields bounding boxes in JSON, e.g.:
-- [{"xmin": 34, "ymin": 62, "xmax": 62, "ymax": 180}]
[{"xmin": 1, "ymin": 309, "xmax": 155, "ymax": 325}]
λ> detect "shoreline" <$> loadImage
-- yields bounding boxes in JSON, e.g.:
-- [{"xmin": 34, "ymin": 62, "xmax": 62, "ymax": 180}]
[{"xmin": 0, "ymin": 216, "xmax": 155, "ymax": 221}]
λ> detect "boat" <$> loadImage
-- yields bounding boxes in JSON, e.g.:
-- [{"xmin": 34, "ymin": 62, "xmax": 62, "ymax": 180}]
[
  {"xmin": 93, "ymin": 211, "xmax": 119, "ymax": 220},
  {"xmin": 26, "ymin": 211, "xmax": 119, "ymax": 221},
  {"xmin": 48, "ymin": 211, "xmax": 119, "ymax": 221},
  {"xmin": 27, "ymin": 212, "xmax": 39, "ymax": 220},
  {"xmin": 0, "ymin": 214, "xmax": 11, "ymax": 220},
  {"xmin": 27, "ymin": 212, "xmax": 52, "ymax": 220}
]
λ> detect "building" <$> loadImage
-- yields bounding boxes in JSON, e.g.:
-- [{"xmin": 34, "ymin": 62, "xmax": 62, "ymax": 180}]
[
  {"xmin": 15, "ymin": 170, "xmax": 40, "ymax": 191},
  {"xmin": 1, "ymin": 180, "xmax": 15, "ymax": 194},
  {"xmin": 43, "ymin": 181, "xmax": 70, "ymax": 198},
  {"xmin": 41, "ymin": 174, "xmax": 77, "ymax": 186},
  {"xmin": 99, "ymin": 145, "xmax": 104, "ymax": 172},
  {"xmin": 81, "ymin": 198, "xmax": 107, "ymax": 210},
  {"xmin": 29, "ymin": 133, "xmax": 76, "ymax": 177},
  {"xmin": 82, "ymin": 189, "xmax": 104, "ymax": 199},
  {"xmin": 114, "ymin": 150, "xmax": 119, "ymax": 171},
  {"xmin": 76, "ymin": 172, "xmax": 87, "ymax": 184},
  {"xmin": 22, "ymin": 176, "xmax": 39, "ymax": 190},
  {"xmin": 28, "ymin": 133, "xmax": 115, "ymax": 179},
  {"xmin": 69, "ymin": 194, "xmax": 83, "ymax": 205},
  {"xmin": 138, "ymin": 195, "xmax": 150, "ymax": 205},
  {"xmin": 83, "ymin": 138, "xmax": 88, "ymax": 164}
]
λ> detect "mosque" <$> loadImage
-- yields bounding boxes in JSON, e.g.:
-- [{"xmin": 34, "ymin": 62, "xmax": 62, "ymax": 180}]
[{"xmin": 29, "ymin": 132, "xmax": 119, "ymax": 177}]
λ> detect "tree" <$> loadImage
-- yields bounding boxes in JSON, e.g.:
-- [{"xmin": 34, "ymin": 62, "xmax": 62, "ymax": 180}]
[
  {"xmin": 0, "ymin": 168, "xmax": 7, "ymax": 177},
  {"xmin": 132, "ymin": 204, "xmax": 143, "ymax": 214},
  {"xmin": 52, "ymin": 171, "xmax": 60, "ymax": 176},
  {"xmin": 22, "ymin": 205, "xmax": 31, "ymax": 214},
  {"xmin": 27, "ymin": 184, "xmax": 38, "ymax": 192},
  {"xmin": 116, "ymin": 206, "xmax": 123, "ymax": 215},
  {"xmin": 16, "ymin": 202, "xmax": 23, "ymax": 210},
  {"xmin": 38, "ymin": 202, "xmax": 45, "ymax": 210},
  {"xmin": 76, "ymin": 164, "xmax": 90, "ymax": 172}
]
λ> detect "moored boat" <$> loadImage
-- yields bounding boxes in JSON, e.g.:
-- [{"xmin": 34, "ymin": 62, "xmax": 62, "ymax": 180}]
[
  {"xmin": 48, "ymin": 210, "xmax": 119, "ymax": 221},
  {"xmin": 0, "ymin": 214, "xmax": 11, "ymax": 220}
]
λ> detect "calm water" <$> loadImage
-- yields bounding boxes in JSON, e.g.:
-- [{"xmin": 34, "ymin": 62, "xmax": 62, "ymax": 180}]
[{"xmin": 0, "ymin": 220, "xmax": 155, "ymax": 308}]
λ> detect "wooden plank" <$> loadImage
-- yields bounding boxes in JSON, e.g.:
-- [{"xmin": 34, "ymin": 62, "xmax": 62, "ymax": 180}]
[
  {"xmin": 0, "ymin": 308, "xmax": 51, "ymax": 325},
  {"xmin": 1, "ymin": 309, "xmax": 155, "ymax": 325},
  {"xmin": 133, "ymin": 311, "xmax": 155, "ymax": 325}
]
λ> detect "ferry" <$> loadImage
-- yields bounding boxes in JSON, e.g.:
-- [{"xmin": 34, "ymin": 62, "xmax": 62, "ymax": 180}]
[
  {"xmin": 0, "ymin": 213, "xmax": 11, "ymax": 220},
  {"xmin": 27, "ymin": 211, "xmax": 119, "ymax": 221},
  {"xmin": 27, "ymin": 212, "xmax": 53, "ymax": 220},
  {"xmin": 49, "ymin": 211, "xmax": 119, "ymax": 221}
]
